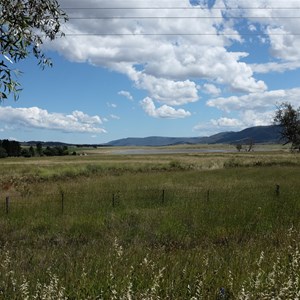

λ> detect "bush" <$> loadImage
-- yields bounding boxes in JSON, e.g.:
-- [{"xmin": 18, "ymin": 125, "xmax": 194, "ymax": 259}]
[
  {"xmin": 21, "ymin": 148, "xmax": 31, "ymax": 158},
  {"xmin": 236, "ymin": 144, "xmax": 242, "ymax": 152},
  {"xmin": 0, "ymin": 146, "xmax": 8, "ymax": 158}
]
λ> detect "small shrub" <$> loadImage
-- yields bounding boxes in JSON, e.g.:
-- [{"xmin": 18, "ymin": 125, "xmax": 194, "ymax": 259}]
[
  {"xmin": 169, "ymin": 160, "xmax": 185, "ymax": 170},
  {"xmin": 224, "ymin": 159, "xmax": 240, "ymax": 168}
]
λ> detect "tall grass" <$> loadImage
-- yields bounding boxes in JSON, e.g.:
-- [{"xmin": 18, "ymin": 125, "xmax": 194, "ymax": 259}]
[
  {"xmin": 1, "ymin": 229, "xmax": 300, "ymax": 299},
  {"xmin": 0, "ymin": 149, "xmax": 300, "ymax": 180},
  {"xmin": 0, "ymin": 151, "xmax": 300, "ymax": 298}
]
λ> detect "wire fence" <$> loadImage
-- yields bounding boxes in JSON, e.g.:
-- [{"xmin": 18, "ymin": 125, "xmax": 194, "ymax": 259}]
[{"xmin": 0, "ymin": 184, "xmax": 283, "ymax": 217}]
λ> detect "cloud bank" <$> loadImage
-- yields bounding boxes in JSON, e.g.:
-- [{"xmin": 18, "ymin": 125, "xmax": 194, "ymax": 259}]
[
  {"xmin": 47, "ymin": 0, "xmax": 269, "ymax": 119},
  {"xmin": 44, "ymin": 0, "xmax": 300, "ymax": 128},
  {"xmin": 0, "ymin": 107, "xmax": 106, "ymax": 134}
]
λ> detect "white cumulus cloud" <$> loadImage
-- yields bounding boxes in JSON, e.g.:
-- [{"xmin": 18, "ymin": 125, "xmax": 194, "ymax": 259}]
[
  {"xmin": 110, "ymin": 114, "xmax": 120, "ymax": 120},
  {"xmin": 134, "ymin": 72, "xmax": 199, "ymax": 106},
  {"xmin": 196, "ymin": 87, "xmax": 300, "ymax": 134},
  {"xmin": 118, "ymin": 90, "xmax": 133, "ymax": 101},
  {"xmin": 41, "ymin": 0, "xmax": 300, "ymax": 131},
  {"xmin": 47, "ymin": 0, "xmax": 268, "ymax": 106},
  {"xmin": 211, "ymin": 117, "xmax": 243, "ymax": 127},
  {"xmin": 0, "ymin": 106, "xmax": 106, "ymax": 134},
  {"xmin": 203, "ymin": 83, "xmax": 222, "ymax": 96},
  {"xmin": 140, "ymin": 97, "xmax": 191, "ymax": 119},
  {"xmin": 194, "ymin": 117, "xmax": 244, "ymax": 135},
  {"xmin": 251, "ymin": 61, "xmax": 300, "ymax": 74},
  {"xmin": 207, "ymin": 88, "xmax": 300, "ymax": 112},
  {"xmin": 194, "ymin": 110, "xmax": 274, "ymax": 135},
  {"xmin": 225, "ymin": 0, "xmax": 300, "ymax": 63}
]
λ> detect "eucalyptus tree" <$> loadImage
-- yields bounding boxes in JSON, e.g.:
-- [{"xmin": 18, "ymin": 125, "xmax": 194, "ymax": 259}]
[
  {"xmin": 0, "ymin": 0, "xmax": 68, "ymax": 100},
  {"xmin": 274, "ymin": 102, "xmax": 300, "ymax": 152}
]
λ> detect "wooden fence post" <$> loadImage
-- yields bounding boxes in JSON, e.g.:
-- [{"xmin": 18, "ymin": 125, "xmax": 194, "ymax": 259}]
[
  {"xmin": 162, "ymin": 189, "xmax": 165, "ymax": 204},
  {"xmin": 61, "ymin": 191, "xmax": 64, "ymax": 214},
  {"xmin": 275, "ymin": 184, "xmax": 280, "ymax": 196},
  {"xmin": 5, "ymin": 196, "xmax": 9, "ymax": 214}
]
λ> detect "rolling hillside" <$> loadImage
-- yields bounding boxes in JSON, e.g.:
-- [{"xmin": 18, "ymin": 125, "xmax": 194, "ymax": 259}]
[{"xmin": 107, "ymin": 125, "xmax": 281, "ymax": 146}]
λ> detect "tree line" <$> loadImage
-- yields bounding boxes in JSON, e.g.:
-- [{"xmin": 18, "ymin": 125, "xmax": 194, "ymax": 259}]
[{"xmin": 0, "ymin": 140, "xmax": 69, "ymax": 158}]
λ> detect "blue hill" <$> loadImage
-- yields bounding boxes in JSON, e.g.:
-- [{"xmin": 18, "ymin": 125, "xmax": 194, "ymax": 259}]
[{"xmin": 107, "ymin": 125, "xmax": 281, "ymax": 146}]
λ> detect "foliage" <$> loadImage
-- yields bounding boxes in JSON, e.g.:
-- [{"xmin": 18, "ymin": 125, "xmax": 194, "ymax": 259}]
[
  {"xmin": 274, "ymin": 102, "xmax": 300, "ymax": 152},
  {"xmin": 43, "ymin": 145, "xmax": 69, "ymax": 156},
  {"xmin": 235, "ymin": 144, "xmax": 242, "ymax": 152},
  {"xmin": 29, "ymin": 145, "xmax": 35, "ymax": 157},
  {"xmin": 36, "ymin": 142, "xmax": 43, "ymax": 156},
  {"xmin": 0, "ymin": 139, "xmax": 21, "ymax": 156},
  {"xmin": 0, "ymin": 140, "xmax": 70, "ymax": 158},
  {"xmin": 0, "ymin": 146, "xmax": 7, "ymax": 158},
  {"xmin": 20, "ymin": 147, "xmax": 31, "ymax": 157},
  {"xmin": 0, "ymin": 0, "xmax": 68, "ymax": 100}
]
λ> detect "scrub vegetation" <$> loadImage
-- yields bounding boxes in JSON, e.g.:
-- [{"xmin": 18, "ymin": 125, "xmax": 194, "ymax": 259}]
[{"xmin": 0, "ymin": 146, "xmax": 300, "ymax": 299}]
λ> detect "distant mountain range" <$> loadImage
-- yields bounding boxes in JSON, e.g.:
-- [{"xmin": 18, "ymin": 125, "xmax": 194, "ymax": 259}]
[
  {"xmin": 21, "ymin": 125, "xmax": 282, "ymax": 148},
  {"xmin": 106, "ymin": 125, "xmax": 282, "ymax": 147}
]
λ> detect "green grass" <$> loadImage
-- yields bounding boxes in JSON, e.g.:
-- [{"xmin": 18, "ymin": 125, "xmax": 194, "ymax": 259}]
[{"xmin": 0, "ymin": 148, "xmax": 300, "ymax": 298}]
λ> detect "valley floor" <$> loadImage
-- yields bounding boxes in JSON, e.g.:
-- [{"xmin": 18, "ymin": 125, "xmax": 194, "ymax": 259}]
[{"xmin": 0, "ymin": 145, "xmax": 299, "ymax": 299}]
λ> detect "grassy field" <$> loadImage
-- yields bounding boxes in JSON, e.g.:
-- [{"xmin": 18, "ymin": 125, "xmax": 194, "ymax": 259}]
[{"xmin": 0, "ymin": 145, "xmax": 300, "ymax": 299}]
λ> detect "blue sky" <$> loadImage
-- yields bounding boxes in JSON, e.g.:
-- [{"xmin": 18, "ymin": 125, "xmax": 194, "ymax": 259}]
[{"xmin": 1, "ymin": 0, "xmax": 300, "ymax": 144}]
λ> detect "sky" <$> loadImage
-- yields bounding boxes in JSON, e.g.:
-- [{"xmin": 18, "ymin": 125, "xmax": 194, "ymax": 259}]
[{"xmin": 1, "ymin": 0, "xmax": 300, "ymax": 144}]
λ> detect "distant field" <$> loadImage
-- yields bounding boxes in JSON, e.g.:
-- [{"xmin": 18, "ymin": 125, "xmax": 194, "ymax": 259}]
[
  {"xmin": 0, "ymin": 145, "xmax": 300, "ymax": 299},
  {"xmin": 84, "ymin": 143, "xmax": 290, "ymax": 153}
]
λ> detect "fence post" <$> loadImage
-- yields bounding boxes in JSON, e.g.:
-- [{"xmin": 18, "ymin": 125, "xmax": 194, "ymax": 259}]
[
  {"xmin": 275, "ymin": 184, "xmax": 280, "ymax": 197},
  {"xmin": 5, "ymin": 196, "xmax": 9, "ymax": 214},
  {"xmin": 61, "ymin": 191, "xmax": 64, "ymax": 214},
  {"xmin": 162, "ymin": 189, "xmax": 165, "ymax": 204}
]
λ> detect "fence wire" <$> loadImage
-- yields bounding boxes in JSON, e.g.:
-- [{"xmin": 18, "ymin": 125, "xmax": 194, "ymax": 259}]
[{"xmin": 0, "ymin": 184, "xmax": 285, "ymax": 217}]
